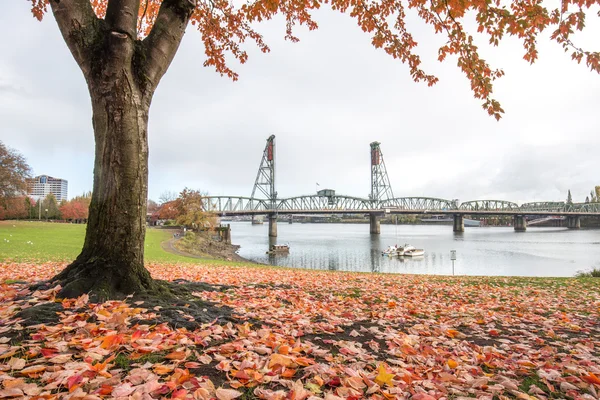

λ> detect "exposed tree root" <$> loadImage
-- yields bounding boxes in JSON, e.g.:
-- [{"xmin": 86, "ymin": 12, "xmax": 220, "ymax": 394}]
[{"xmin": 51, "ymin": 256, "xmax": 160, "ymax": 301}]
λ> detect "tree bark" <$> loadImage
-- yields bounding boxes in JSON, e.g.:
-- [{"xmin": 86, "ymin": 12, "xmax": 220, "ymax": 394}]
[
  {"xmin": 55, "ymin": 55, "xmax": 154, "ymax": 299},
  {"xmin": 48, "ymin": 0, "xmax": 195, "ymax": 300}
]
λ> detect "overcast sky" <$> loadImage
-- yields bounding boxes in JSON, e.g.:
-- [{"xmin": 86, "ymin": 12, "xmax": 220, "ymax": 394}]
[{"xmin": 1, "ymin": 1, "xmax": 598, "ymax": 205}]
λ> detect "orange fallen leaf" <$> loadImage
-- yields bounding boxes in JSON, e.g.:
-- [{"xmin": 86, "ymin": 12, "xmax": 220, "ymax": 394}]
[
  {"xmin": 165, "ymin": 351, "xmax": 186, "ymax": 361},
  {"xmin": 582, "ymin": 372, "xmax": 600, "ymax": 385},
  {"xmin": 153, "ymin": 364, "xmax": 175, "ymax": 375},
  {"xmin": 447, "ymin": 359, "xmax": 458, "ymax": 369},
  {"xmin": 281, "ymin": 368, "xmax": 297, "ymax": 378},
  {"xmin": 20, "ymin": 365, "xmax": 46, "ymax": 377},
  {"xmin": 294, "ymin": 356, "xmax": 314, "ymax": 366},
  {"xmin": 100, "ymin": 334, "xmax": 123, "ymax": 349},
  {"xmin": 446, "ymin": 329, "xmax": 460, "ymax": 338},
  {"xmin": 268, "ymin": 353, "xmax": 295, "ymax": 368},
  {"xmin": 3, "ymin": 378, "xmax": 26, "ymax": 389}
]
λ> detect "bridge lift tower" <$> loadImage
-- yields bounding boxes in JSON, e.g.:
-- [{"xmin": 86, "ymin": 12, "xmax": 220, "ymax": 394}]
[
  {"xmin": 251, "ymin": 135, "xmax": 278, "ymax": 236},
  {"xmin": 369, "ymin": 141, "xmax": 394, "ymax": 234}
]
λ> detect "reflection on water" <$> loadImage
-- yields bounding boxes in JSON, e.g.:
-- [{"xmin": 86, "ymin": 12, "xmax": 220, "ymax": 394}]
[{"xmin": 229, "ymin": 222, "xmax": 600, "ymax": 277}]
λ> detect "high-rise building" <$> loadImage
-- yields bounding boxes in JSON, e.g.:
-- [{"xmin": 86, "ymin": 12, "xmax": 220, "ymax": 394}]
[{"xmin": 27, "ymin": 175, "xmax": 68, "ymax": 202}]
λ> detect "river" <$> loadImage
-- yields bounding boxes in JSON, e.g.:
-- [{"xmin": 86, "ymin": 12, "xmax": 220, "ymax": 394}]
[{"xmin": 228, "ymin": 222, "xmax": 599, "ymax": 277}]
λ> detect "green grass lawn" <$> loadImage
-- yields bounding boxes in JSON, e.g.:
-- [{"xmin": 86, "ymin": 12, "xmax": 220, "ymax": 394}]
[{"xmin": 0, "ymin": 220, "xmax": 196, "ymax": 264}]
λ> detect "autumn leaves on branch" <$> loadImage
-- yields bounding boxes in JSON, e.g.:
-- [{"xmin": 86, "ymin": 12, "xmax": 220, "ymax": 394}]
[{"xmin": 30, "ymin": 0, "xmax": 599, "ymax": 119}]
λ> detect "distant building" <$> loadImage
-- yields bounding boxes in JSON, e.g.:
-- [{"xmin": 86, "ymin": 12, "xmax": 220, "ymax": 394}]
[{"xmin": 27, "ymin": 175, "xmax": 68, "ymax": 202}]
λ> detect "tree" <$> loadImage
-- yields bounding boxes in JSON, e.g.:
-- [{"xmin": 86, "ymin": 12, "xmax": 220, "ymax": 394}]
[
  {"xmin": 567, "ymin": 190, "xmax": 573, "ymax": 205},
  {"xmin": 596, "ymin": 186, "xmax": 600, "ymax": 202},
  {"xmin": 156, "ymin": 200, "xmax": 179, "ymax": 221},
  {"xmin": 60, "ymin": 193, "xmax": 92, "ymax": 221},
  {"xmin": 42, "ymin": 193, "xmax": 61, "ymax": 220},
  {"xmin": 585, "ymin": 196, "xmax": 590, "ymax": 203},
  {"xmin": 147, "ymin": 199, "xmax": 160, "ymax": 214},
  {"xmin": 0, "ymin": 196, "xmax": 30, "ymax": 220},
  {"xmin": 29, "ymin": 0, "xmax": 600, "ymax": 299},
  {"xmin": 174, "ymin": 188, "xmax": 217, "ymax": 230},
  {"xmin": 0, "ymin": 141, "xmax": 32, "ymax": 203},
  {"xmin": 159, "ymin": 191, "xmax": 178, "ymax": 205}
]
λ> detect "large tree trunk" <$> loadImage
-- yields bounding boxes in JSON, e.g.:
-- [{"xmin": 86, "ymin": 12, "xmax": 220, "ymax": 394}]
[
  {"xmin": 55, "ymin": 70, "xmax": 155, "ymax": 299},
  {"xmin": 47, "ymin": 0, "xmax": 195, "ymax": 300}
]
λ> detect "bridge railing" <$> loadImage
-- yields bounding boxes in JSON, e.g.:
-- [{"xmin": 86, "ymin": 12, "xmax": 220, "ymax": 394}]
[
  {"xmin": 277, "ymin": 195, "xmax": 372, "ymax": 212},
  {"xmin": 459, "ymin": 200, "xmax": 520, "ymax": 211},
  {"xmin": 380, "ymin": 197, "xmax": 455, "ymax": 211}
]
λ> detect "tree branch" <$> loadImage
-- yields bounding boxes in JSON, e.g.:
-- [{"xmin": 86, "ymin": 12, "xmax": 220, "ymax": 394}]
[
  {"xmin": 141, "ymin": 0, "xmax": 196, "ymax": 91},
  {"xmin": 106, "ymin": 0, "xmax": 140, "ymax": 39},
  {"xmin": 48, "ymin": 0, "xmax": 101, "ymax": 78}
]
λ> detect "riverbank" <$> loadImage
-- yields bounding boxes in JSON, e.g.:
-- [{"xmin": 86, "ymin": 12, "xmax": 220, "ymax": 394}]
[
  {"xmin": 161, "ymin": 229, "xmax": 253, "ymax": 263},
  {"xmin": 0, "ymin": 263, "xmax": 599, "ymax": 399}
]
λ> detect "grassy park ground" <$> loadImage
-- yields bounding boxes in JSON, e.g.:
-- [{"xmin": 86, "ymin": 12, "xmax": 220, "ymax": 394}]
[{"xmin": 0, "ymin": 221, "xmax": 599, "ymax": 399}]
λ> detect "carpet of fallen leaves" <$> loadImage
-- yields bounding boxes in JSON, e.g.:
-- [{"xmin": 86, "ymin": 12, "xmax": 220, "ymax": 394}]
[{"xmin": 1, "ymin": 262, "xmax": 599, "ymax": 400}]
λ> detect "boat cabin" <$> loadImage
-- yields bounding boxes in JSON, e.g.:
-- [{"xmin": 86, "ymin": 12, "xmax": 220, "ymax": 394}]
[{"xmin": 267, "ymin": 244, "xmax": 290, "ymax": 254}]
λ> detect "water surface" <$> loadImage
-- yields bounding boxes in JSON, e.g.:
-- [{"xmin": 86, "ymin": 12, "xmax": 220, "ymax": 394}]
[{"xmin": 229, "ymin": 222, "xmax": 599, "ymax": 277}]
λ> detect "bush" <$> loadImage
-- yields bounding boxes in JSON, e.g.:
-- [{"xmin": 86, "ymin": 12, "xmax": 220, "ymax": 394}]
[
  {"xmin": 576, "ymin": 268, "xmax": 600, "ymax": 278},
  {"xmin": 183, "ymin": 231, "xmax": 196, "ymax": 242}
]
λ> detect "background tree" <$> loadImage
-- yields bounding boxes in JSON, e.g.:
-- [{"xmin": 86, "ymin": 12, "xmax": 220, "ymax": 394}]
[
  {"xmin": 156, "ymin": 201, "xmax": 179, "ymax": 221},
  {"xmin": 147, "ymin": 199, "xmax": 160, "ymax": 214},
  {"xmin": 567, "ymin": 190, "xmax": 573, "ymax": 205},
  {"xmin": 596, "ymin": 186, "xmax": 600, "ymax": 202},
  {"xmin": 159, "ymin": 191, "xmax": 178, "ymax": 205},
  {"xmin": 0, "ymin": 196, "xmax": 30, "ymax": 220},
  {"xmin": 29, "ymin": 0, "xmax": 600, "ymax": 299},
  {"xmin": 60, "ymin": 192, "xmax": 92, "ymax": 221},
  {"xmin": 0, "ymin": 141, "xmax": 32, "ymax": 204},
  {"xmin": 41, "ymin": 194, "xmax": 61, "ymax": 220},
  {"xmin": 174, "ymin": 188, "xmax": 217, "ymax": 230}
]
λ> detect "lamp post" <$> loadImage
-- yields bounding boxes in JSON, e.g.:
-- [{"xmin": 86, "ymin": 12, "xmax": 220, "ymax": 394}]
[{"xmin": 450, "ymin": 250, "xmax": 457, "ymax": 276}]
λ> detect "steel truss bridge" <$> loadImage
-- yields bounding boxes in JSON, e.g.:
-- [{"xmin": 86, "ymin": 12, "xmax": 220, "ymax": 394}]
[
  {"xmin": 201, "ymin": 136, "xmax": 599, "ymax": 235},
  {"xmin": 203, "ymin": 195, "xmax": 600, "ymax": 216}
]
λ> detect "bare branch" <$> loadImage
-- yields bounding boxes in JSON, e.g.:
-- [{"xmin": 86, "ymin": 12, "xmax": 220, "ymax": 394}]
[
  {"xmin": 141, "ymin": 0, "xmax": 196, "ymax": 91},
  {"xmin": 106, "ymin": 0, "xmax": 140, "ymax": 39},
  {"xmin": 48, "ymin": 0, "xmax": 101, "ymax": 77}
]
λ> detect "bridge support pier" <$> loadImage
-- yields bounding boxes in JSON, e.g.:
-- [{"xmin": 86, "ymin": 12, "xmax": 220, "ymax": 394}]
[
  {"xmin": 514, "ymin": 215, "xmax": 527, "ymax": 232},
  {"xmin": 453, "ymin": 214, "xmax": 464, "ymax": 233},
  {"xmin": 369, "ymin": 214, "xmax": 380, "ymax": 234},
  {"xmin": 289, "ymin": 215, "xmax": 293, "ymax": 224},
  {"xmin": 567, "ymin": 216, "xmax": 580, "ymax": 229},
  {"xmin": 268, "ymin": 214, "xmax": 278, "ymax": 237}
]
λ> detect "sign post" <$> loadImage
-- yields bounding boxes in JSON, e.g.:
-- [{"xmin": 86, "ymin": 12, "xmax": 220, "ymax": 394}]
[{"xmin": 450, "ymin": 250, "xmax": 457, "ymax": 276}]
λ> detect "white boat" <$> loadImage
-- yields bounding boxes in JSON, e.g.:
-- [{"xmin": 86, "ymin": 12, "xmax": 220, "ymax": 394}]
[
  {"xmin": 397, "ymin": 244, "xmax": 416, "ymax": 256},
  {"xmin": 404, "ymin": 249, "xmax": 424, "ymax": 257},
  {"xmin": 382, "ymin": 245, "xmax": 398, "ymax": 256}
]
